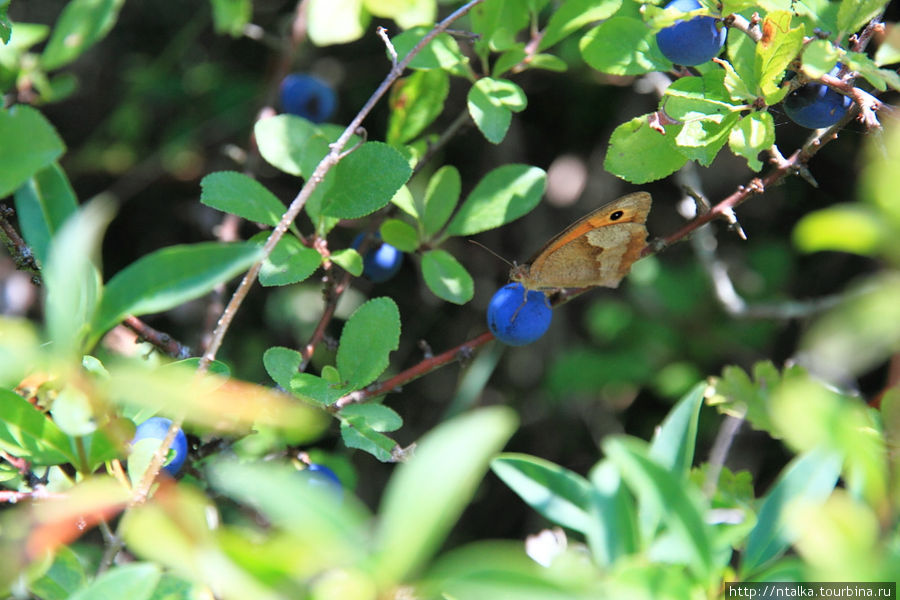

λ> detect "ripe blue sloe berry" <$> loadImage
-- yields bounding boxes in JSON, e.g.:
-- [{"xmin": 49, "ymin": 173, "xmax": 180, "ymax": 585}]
[
  {"xmin": 131, "ymin": 416, "xmax": 188, "ymax": 476},
  {"xmin": 279, "ymin": 74, "xmax": 336, "ymax": 123},
  {"xmin": 656, "ymin": 0, "xmax": 726, "ymax": 66},
  {"xmin": 487, "ymin": 283, "xmax": 553, "ymax": 346},
  {"xmin": 352, "ymin": 233, "xmax": 403, "ymax": 283},
  {"xmin": 302, "ymin": 463, "xmax": 343, "ymax": 498},
  {"xmin": 783, "ymin": 77, "xmax": 852, "ymax": 129}
]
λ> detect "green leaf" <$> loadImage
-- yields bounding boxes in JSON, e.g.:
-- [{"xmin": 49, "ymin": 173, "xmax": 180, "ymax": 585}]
[
  {"xmin": 586, "ymin": 460, "xmax": 639, "ymax": 566},
  {"xmin": 491, "ymin": 47, "xmax": 526, "ymax": 77},
  {"xmin": 793, "ymin": 203, "xmax": 886, "ymax": 256},
  {"xmin": 254, "ymin": 114, "xmax": 320, "ymax": 177},
  {"xmin": 604, "ymin": 114, "xmax": 687, "ymax": 184},
  {"xmin": 41, "ymin": 0, "xmax": 125, "ymax": 70},
  {"xmin": 470, "ymin": 0, "xmax": 530, "ymax": 54},
  {"xmin": 648, "ymin": 382, "xmax": 705, "ymax": 478},
  {"xmin": 68, "ymin": 563, "xmax": 160, "ymax": 600},
  {"xmin": 0, "ymin": 388, "xmax": 75, "ymax": 465},
  {"xmin": 422, "ymin": 165, "xmax": 460, "ymax": 237},
  {"xmin": 604, "ymin": 436, "xmax": 714, "ymax": 577},
  {"xmin": 290, "ymin": 373, "xmax": 349, "ymax": 406},
  {"xmin": 845, "ymin": 50, "xmax": 900, "ymax": 92},
  {"xmin": 445, "ymin": 164, "xmax": 546, "ymax": 236},
  {"xmin": 728, "ymin": 111, "xmax": 774, "ymax": 171},
  {"xmin": 387, "ymin": 69, "xmax": 449, "ymax": 146},
  {"xmin": 339, "ymin": 403, "xmax": 402, "ymax": 432},
  {"xmin": 336, "ymin": 297, "xmax": 401, "ymax": 390},
  {"xmin": 580, "ymin": 17, "xmax": 671, "ymax": 76},
  {"xmin": 380, "ymin": 219, "xmax": 419, "ymax": 252},
  {"xmin": 467, "ymin": 77, "xmax": 527, "ymax": 144},
  {"xmin": 491, "ymin": 453, "xmax": 594, "ymax": 533},
  {"xmin": 330, "ymin": 247, "xmax": 363, "ymax": 276},
  {"xmin": 316, "ymin": 142, "xmax": 412, "ymax": 219},
  {"xmin": 251, "ymin": 233, "xmax": 321, "ymax": 287},
  {"xmin": 263, "ymin": 346, "xmax": 302, "ymax": 390},
  {"xmin": 740, "ymin": 448, "xmax": 843, "ymax": 577},
  {"xmin": 540, "ymin": 0, "xmax": 623, "ymax": 50},
  {"xmin": 200, "ymin": 171, "xmax": 286, "ymax": 227},
  {"xmin": 51, "ymin": 385, "xmax": 95, "ymax": 437},
  {"xmin": 0, "ymin": 0, "xmax": 9, "ymax": 44},
  {"xmin": 662, "ymin": 71, "xmax": 741, "ymax": 121},
  {"xmin": 363, "ymin": 0, "xmax": 435, "ymax": 29},
  {"xmin": 44, "ymin": 199, "xmax": 112, "ymax": 356},
  {"xmin": 13, "ymin": 162, "xmax": 78, "ymax": 264},
  {"xmin": 707, "ymin": 361, "xmax": 783, "ymax": 433},
  {"xmin": 754, "ymin": 11, "xmax": 804, "ymax": 99},
  {"xmin": 0, "ymin": 105, "xmax": 65, "ymax": 198},
  {"xmin": 28, "ymin": 546, "xmax": 87, "ymax": 600},
  {"xmin": 837, "ymin": 0, "xmax": 888, "ymax": 36},
  {"xmin": 673, "ymin": 113, "xmax": 740, "ymax": 166},
  {"xmin": 390, "ymin": 27, "xmax": 468, "ymax": 73},
  {"xmin": 800, "ymin": 39, "xmax": 840, "ymax": 79},
  {"xmin": 340, "ymin": 419, "xmax": 398, "ymax": 462},
  {"xmin": 209, "ymin": 0, "xmax": 251, "ymax": 37},
  {"xmin": 421, "ymin": 249, "xmax": 474, "ymax": 305},
  {"xmin": 372, "ymin": 407, "xmax": 518, "ymax": 584},
  {"xmin": 307, "ymin": 0, "xmax": 370, "ymax": 46},
  {"xmin": 91, "ymin": 242, "xmax": 262, "ymax": 343}
]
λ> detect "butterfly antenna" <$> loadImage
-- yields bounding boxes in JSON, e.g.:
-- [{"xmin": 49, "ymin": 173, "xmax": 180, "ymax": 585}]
[{"xmin": 468, "ymin": 239, "xmax": 514, "ymax": 267}]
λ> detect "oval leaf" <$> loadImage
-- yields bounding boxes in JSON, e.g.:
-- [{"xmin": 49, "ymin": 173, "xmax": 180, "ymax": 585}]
[
  {"xmin": 445, "ymin": 164, "xmax": 546, "ymax": 236},
  {"xmin": 254, "ymin": 115, "xmax": 319, "ymax": 177},
  {"xmin": 200, "ymin": 171, "xmax": 287, "ymax": 227},
  {"xmin": 0, "ymin": 105, "xmax": 65, "ymax": 198},
  {"xmin": 92, "ymin": 242, "xmax": 262, "ymax": 342},
  {"xmin": 605, "ymin": 113, "xmax": 687, "ymax": 184},
  {"xmin": 421, "ymin": 249, "xmax": 474, "ymax": 305},
  {"xmin": 13, "ymin": 163, "xmax": 78, "ymax": 265},
  {"xmin": 422, "ymin": 165, "xmax": 461, "ymax": 237},
  {"xmin": 580, "ymin": 17, "xmax": 671, "ymax": 76},
  {"xmin": 318, "ymin": 142, "xmax": 413, "ymax": 220},
  {"xmin": 336, "ymin": 297, "xmax": 401, "ymax": 390}
]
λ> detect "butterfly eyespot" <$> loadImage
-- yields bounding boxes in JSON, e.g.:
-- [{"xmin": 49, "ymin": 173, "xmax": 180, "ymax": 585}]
[{"xmin": 609, "ymin": 210, "xmax": 624, "ymax": 221}]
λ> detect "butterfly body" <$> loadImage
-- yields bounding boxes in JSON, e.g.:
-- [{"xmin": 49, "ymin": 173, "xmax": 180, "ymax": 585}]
[{"xmin": 510, "ymin": 192, "xmax": 651, "ymax": 291}]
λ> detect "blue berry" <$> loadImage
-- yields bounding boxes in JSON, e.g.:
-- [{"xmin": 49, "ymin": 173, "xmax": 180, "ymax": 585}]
[
  {"xmin": 487, "ymin": 283, "xmax": 552, "ymax": 346},
  {"xmin": 352, "ymin": 234, "xmax": 403, "ymax": 283},
  {"xmin": 656, "ymin": 0, "xmax": 726, "ymax": 66},
  {"xmin": 279, "ymin": 74, "xmax": 336, "ymax": 123},
  {"xmin": 302, "ymin": 463, "xmax": 343, "ymax": 497},
  {"xmin": 783, "ymin": 79, "xmax": 852, "ymax": 129},
  {"xmin": 132, "ymin": 417, "xmax": 188, "ymax": 476}
]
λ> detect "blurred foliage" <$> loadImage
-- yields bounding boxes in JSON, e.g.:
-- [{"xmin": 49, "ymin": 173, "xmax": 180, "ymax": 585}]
[{"xmin": 1, "ymin": 0, "xmax": 900, "ymax": 598}]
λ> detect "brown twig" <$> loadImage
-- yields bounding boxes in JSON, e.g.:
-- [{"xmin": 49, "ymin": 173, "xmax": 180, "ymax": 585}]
[{"xmin": 122, "ymin": 316, "xmax": 192, "ymax": 359}]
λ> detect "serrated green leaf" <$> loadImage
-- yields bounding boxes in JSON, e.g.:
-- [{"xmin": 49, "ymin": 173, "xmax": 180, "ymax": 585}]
[
  {"xmin": 580, "ymin": 17, "xmax": 671, "ymax": 76},
  {"xmin": 0, "ymin": 105, "xmax": 65, "ymax": 198},
  {"xmin": 210, "ymin": 0, "xmax": 251, "ymax": 37},
  {"xmin": 467, "ymin": 78, "xmax": 526, "ymax": 145},
  {"xmin": 373, "ymin": 407, "xmax": 518, "ymax": 583},
  {"xmin": 674, "ymin": 113, "xmax": 740, "ymax": 166},
  {"xmin": 422, "ymin": 165, "xmax": 460, "ymax": 237},
  {"xmin": 421, "ymin": 249, "xmax": 474, "ymax": 305},
  {"xmin": 200, "ymin": 171, "xmax": 286, "ymax": 227},
  {"xmin": 380, "ymin": 219, "xmax": 419, "ymax": 252},
  {"xmin": 387, "ymin": 69, "xmax": 449, "ymax": 146},
  {"xmin": 290, "ymin": 373, "xmax": 349, "ymax": 406},
  {"xmin": 846, "ymin": 50, "xmax": 900, "ymax": 92},
  {"xmin": 740, "ymin": 448, "xmax": 843, "ymax": 577},
  {"xmin": 331, "ymin": 248, "xmax": 363, "ymax": 276},
  {"xmin": 249, "ymin": 233, "xmax": 321, "ymax": 287},
  {"xmin": 340, "ymin": 403, "xmax": 402, "ymax": 432},
  {"xmin": 91, "ymin": 242, "xmax": 262, "ymax": 344},
  {"xmin": 726, "ymin": 28, "xmax": 758, "ymax": 97},
  {"xmin": 604, "ymin": 114, "xmax": 687, "ymax": 184},
  {"xmin": 540, "ymin": 0, "xmax": 623, "ymax": 50},
  {"xmin": 837, "ymin": 0, "xmax": 887, "ymax": 36},
  {"xmin": 604, "ymin": 436, "xmax": 714, "ymax": 577},
  {"xmin": 41, "ymin": 0, "xmax": 125, "ymax": 70},
  {"xmin": 264, "ymin": 346, "xmax": 302, "ymax": 390},
  {"xmin": 391, "ymin": 27, "xmax": 467, "ymax": 74},
  {"xmin": 755, "ymin": 11, "xmax": 804, "ymax": 98},
  {"xmin": 728, "ymin": 111, "xmax": 774, "ymax": 171},
  {"xmin": 800, "ymin": 39, "xmax": 839, "ymax": 79},
  {"xmin": 341, "ymin": 419, "xmax": 397, "ymax": 462},
  {"xmin": 315, "ymin": 142, "xmax": 412, "ymax": 220},
  {"xmin": 68, "ymin": 563, "xmax": 160, "ymax": 600},
  {"xmin": 307, "ymin": 0, "xmax": 370, "ymax": 46},
  {"xmin": 793, "ymin": 203, "xmax": 886, "ymax": 256},
  {"xmin": 337, "ymin": 297, "xmax": 400, "ymax": 390},
  {"xmin": 662, "ymin": 71, "xmax": 741, "ymax": 121},
  {"xmin": 445, "ymin": 164, "xmax": 546, "ymax": 236},
  {"xmin": 470, "ymin": 0, "xmax": 530, "ymax": 54},
  {"xmin": 253, "ymin": 115, "xmax": 319, "ymax": 177},
  {"xmin": 0, "ymin": 388, "xmax": 75, "ymax": 465},
  {"xmin": 13, "ymin": 162, "xmax": 78, "ymax": 264},
  {"xmin": 491, "ymin": 453, "xmax": 594, "ymax": 533}
]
